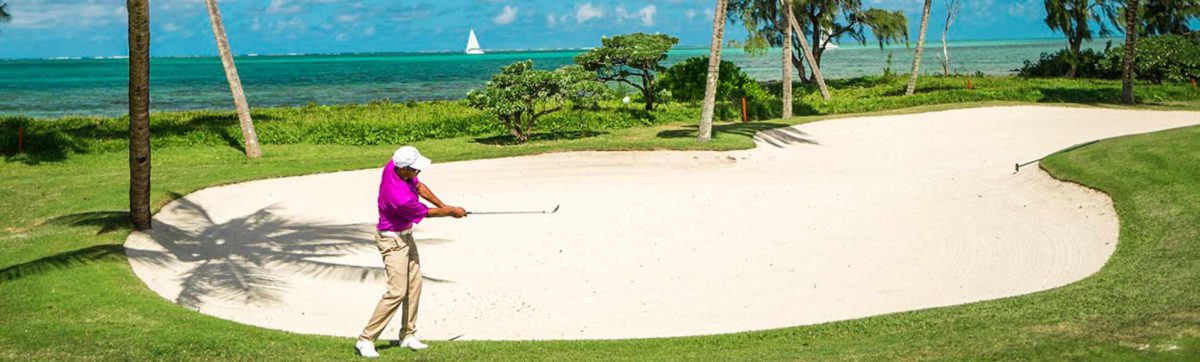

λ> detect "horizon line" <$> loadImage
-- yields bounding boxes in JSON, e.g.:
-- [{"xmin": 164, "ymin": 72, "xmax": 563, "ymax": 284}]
[{"xmin": 0, "ymin": 35, "xmax": 1091, "ymax": 61}]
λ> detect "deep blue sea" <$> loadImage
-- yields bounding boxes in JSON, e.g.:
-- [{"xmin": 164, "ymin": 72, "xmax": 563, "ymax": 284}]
[{"xmin": 0, "ymin": 38, "xmax": 1114, "ymax": 118}]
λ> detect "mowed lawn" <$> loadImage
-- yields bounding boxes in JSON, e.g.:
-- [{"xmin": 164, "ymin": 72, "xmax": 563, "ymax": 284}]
[{"xmin": 2, "ymin": 77, "xmax": 1200, "ymax": 360}]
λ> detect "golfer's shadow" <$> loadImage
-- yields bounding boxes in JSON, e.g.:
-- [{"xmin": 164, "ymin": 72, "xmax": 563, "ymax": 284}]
[{"xmin": 126, "ymin": 197, "xmax": 452, "ymax": 309}]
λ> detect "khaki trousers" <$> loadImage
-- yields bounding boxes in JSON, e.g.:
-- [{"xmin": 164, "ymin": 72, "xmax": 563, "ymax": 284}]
[{"xmin": 358, "ymin": 231, "xmax": 422, "ymax": 341}]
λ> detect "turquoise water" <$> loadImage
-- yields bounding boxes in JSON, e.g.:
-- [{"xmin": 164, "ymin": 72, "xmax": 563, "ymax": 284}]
[{"xmin": 0, "ymin": 38, "xmax": 1112, "ymax": 119}]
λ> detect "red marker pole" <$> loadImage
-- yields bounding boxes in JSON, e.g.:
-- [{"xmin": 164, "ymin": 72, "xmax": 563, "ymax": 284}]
[
  {"xmin": 17, "ymin": 126, "xmax": 24, "ymax": 153},
  {"xmin": 741, "ymin": 97, "xmax": 748, "ymax": 123},
  {"xmin": 967, "ymin": 79, "xmax": 974, "ymax": 90},
  {"xmin": 1192, "ymin": 78, "xmax": 1197, "ymax": 90}
]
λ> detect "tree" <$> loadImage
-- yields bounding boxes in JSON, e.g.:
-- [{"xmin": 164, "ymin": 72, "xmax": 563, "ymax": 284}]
[
  {"xmin": 1122, "ymin": 0, "xmax": 1139, "ymax": 104},
  {"xmin": 127, "ymin": 0, "xmax": 151, "ymax": 230},
  {"xmin": 0, "ymin": 2, "xmax": 11, "ymax": 34},
  {"xmin": 1044, "ymin": 0, "xmax": 1119, "ymax": 78},
  {"xmin": 728, "ymin": 0, "xmax": 909, "ymax": 82},
  {"xmin": 205, "ymin": 0, "xmax": 262, "ymax": 159},
  {"xmin": 466, "ymin": 61, "xmax": 606, "ymax": 143},
  {"xmin": 575, "ymin": 33, "xmax": 678, "ymax": 111},
  {"xmin": 782, "ymin": 0, "xmax": 794, "ymax": 118},
  {"xmin": 905, "ymin": 0, "xmax": 933, "ymax": 96},
  {"xmin": 1140, "ymin": 0, "xmax": 1199, "ymax": 35},
  {"xmin": 783, "ymin": 1, "xmax": 831, "ymax": 100},
  {"xmin": 699, "ymin": 0, "xmax": 728, "ymax": 142},
  {"xmin": 938, "ymin": 0, "xmax": 962, "ymax": 75}
]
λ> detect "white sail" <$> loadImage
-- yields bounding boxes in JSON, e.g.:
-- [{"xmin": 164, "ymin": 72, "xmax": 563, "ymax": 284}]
[
  {"xmin": 823, "ymin": 31, "xmax": 839, "ymax": 49},
  {"xmin": 465, "ymin": 29, "xmax": 484, "ymax": 54}
]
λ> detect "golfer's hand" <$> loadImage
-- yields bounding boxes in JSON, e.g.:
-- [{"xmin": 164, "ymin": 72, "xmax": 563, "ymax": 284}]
[{"xmin": 451, "ymin": 206, "xmax": 468, "ymax": 218}]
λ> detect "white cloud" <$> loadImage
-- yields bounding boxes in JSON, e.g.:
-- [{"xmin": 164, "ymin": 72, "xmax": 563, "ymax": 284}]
[
  {"xmin": 546, "ymin": 13, "xmax": 558, "ymax": 27},
  {"xmin": 336, "ymin": 33, "xmax": 348, "ymax": 42},
  {"xmin": 337, "ymin": 14, "xmax": 359, "ymax": 23},
  {"xmin": 162, "ymin": 23, "xmax": 181, "ymax": 33},
  {"xmin": 268, "ymin": 0, "xmax": 301, "ymax": 14},
  {"xmin": 1007, "ymin": 0, "xmax": 1039, "ymax": 17},
  {"xmin": 7, "ymin": 2, "xmax": 124, "ymax": 30},
  {"xmin": 703, "ymin": 8, "xmax": 714, "ymax": 20},
  {"xmin": 638, "ymin": 5, "xmax": 656, "ymax": 26},
  {"xmin": 576, "ymin": 3, "xmax": 604, "ymax": 23},
  {"xmin": 615, "ymin": 5, "xmax": 629, "ymax": 20},
  {"xmin": 686, "ymin": 9, "xmax": 697, "ymax": 20},
  {"xmin": 493, "ymin": 5, "xmax": 518, "ymax": 25},
  {"xmin": 364, "ymin": 26, "xmax": 376, "ymax": 36}
]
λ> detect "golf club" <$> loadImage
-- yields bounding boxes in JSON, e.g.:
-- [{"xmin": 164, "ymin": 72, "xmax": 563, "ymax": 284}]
[{"xmin": 467, "ymin": 205, "xmax": 560, "ymax": 215}]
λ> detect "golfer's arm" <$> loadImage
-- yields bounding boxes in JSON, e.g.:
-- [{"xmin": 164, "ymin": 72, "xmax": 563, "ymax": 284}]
[
  {"xmin": 416, "ymin": 182, "xmax": 447, "ymax": 208},
  {"xmin": 424, "ymin": 206, "xmax": 458, "ymax": 218}
]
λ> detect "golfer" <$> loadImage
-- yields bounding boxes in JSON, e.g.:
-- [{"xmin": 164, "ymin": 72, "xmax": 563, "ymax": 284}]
[{"xmin": 355, "ymin": 146, "xmax": 467, "ymax": 358}]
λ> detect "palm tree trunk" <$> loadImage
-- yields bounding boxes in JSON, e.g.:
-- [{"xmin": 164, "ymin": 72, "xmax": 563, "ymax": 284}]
[
  {"xmin": 127, "ymin": 0, "xmax": 151, "ymax": 230},
  {"xmin": 1067, "ymin": 37, "xmax": 1082, "ymax": 78},
  {"xmin": 206, "ymin": 0, "xmax": 262, "ymax": 158},
  {"xmin": 1121, "ymin": 0, "xmax": 1138, "ymax": 105},
  {"xmin": 698, "ymin": 0, "xmax": 728, "ymax": 142},
  {"xmin": 781, "ymin": 0, "xmax": 794, "ymax": 119},
  {"xmin": 906, "ymin": 0, "xmax": 933, "ymax": 96},
  {"xmin": 783, "ymin": 1, "xmax": 830, "ymax": 100}
]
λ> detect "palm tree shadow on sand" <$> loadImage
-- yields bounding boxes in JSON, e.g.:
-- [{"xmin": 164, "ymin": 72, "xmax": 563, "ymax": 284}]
[{"xmin": 127, "ymin": 197, "xmax": 452, "ymax": 310}]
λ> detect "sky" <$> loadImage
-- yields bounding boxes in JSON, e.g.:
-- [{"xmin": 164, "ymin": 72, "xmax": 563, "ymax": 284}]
[{"xmin": 0, "ymin": 0, "xmax": 1082, "ymax": 59}]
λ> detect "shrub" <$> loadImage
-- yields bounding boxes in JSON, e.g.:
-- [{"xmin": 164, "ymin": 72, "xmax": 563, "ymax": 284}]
[
  {"xmin": 466, "ymin": 60, "xmax": 609, "ymax": 143},
  {"xmin": 1118, "ymin": 32, "xmax": 1200, "ymax": 83},
  {"xmin": 575, "ymin": 32, "xmax": 679, "ymax": 111},
  {"xmin": 1018, "ymin": 33, "xmax": 1200, "ymax": 83},
  {"xmin": 658, "ymin": 56, "xmax": 779, "ymax": 121},
  {"xmin": 1017, "ymin": 47, "xmax": 1117, "ymax": 78}
]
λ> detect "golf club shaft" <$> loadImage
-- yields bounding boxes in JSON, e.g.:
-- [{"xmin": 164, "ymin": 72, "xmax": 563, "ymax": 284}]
[{"xmin": 467, "ymin": 205, "xmax": 559, "ymax": 215}]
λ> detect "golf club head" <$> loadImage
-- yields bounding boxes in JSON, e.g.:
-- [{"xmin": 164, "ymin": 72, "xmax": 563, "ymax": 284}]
[{"xmin": 552, "ymin": 205, "xmax": 560, "ymax": 213}]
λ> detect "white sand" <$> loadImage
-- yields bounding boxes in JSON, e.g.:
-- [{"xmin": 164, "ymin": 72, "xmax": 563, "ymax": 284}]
[{"xmin": 125, "ymin": 106, "xmax": 1200, "ymax": 341}]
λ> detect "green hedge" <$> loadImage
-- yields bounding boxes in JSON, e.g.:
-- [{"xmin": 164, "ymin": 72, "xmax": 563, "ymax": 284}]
[{"xmin": 1018, "ymin": 33, "xmax": 1200, "ymax": 83}]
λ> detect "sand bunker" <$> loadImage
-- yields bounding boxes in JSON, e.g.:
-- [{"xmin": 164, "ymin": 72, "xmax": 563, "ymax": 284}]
[{"xmin": 126, "ymin": 106, "xmax": 1200, "ymax": 340}]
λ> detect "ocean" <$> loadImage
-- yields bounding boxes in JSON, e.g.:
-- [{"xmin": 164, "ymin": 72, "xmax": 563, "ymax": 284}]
[{"xmin": 0, "ymin": 38, "xmax": 1113, "ymax": 119}]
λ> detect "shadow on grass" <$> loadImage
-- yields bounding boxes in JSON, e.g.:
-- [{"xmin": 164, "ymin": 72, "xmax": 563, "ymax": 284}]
[
  {"xmin": 1, "ymin": 113, "xmax": 278, "ymax": 165},
  {"xmin": 43, "ymin": 210, "xmax": 130, "ymax": 235},
  {"xmin": 657, "ymin": 122, "xmax": 819, "ymax": 147},
  {"xmin": 473, "ymin": 130, "xmax": 607, "ymax": 146},
  {"xmin": 0, "ymin": 245, "xmax": 128, "ymax": 283},
  {"xmin": 129, "ymin": 197, "xmax": 453, "ymax": 309},
  {"xmin": 1036, "ymin": 87, "xmax": 1121, "ymax": 104}
]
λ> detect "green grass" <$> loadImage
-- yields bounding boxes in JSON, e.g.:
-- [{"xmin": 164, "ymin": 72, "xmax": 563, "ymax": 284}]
[{"xmin": 3, "ymin": 76, "xmax": 1200, "ymax": 360}]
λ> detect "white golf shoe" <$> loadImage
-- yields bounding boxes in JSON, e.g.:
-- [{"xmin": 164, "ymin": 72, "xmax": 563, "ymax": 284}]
[
  {"xmin": 355, "ymin": 339, "xmax": 379, "ymax": 358},
  {"xmin": 399, "ymin": 336, "xmax": 429, "ymax": 350}
]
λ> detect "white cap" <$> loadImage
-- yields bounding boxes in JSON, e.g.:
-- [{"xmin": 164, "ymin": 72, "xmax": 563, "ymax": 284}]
[{"xmin": 392, "ymin": 146, "xmax": 432, "ymax": 170}]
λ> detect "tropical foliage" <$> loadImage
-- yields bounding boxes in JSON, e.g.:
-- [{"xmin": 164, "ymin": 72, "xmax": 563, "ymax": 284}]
[
  {"xmin": 575, "ymin": 32, "xmax": 679, "ymax": 111},
  {"xmin": 659, "ymin": 56, "xmax": 778, "ymax": 120},
  {"xmin": 1018, "ymin": 32, "xmax": 1200, "ymax": 83},
  {"xmin": 726, "ymin": 0, "xmax": 909, "ymax": 83},
  {"xmin": 0, "ymin": 2, "xmax": 11, "ymax": 33},
  {"xmin": 1042, "ymin": 0, "xmax": 1120, "ymax": 78},
  {"xmin": 466, "ymin": 61, "xmax": 608, "ymax": 143}
]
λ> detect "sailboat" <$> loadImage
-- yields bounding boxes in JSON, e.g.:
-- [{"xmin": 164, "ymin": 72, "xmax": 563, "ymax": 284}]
[
  {"xmin": 823, "ymin": 31, "xmax": 839, "ymax": 50},
  {"xmin": 465, "ymin": 29, "xmax": 484, "ymax": 55}
]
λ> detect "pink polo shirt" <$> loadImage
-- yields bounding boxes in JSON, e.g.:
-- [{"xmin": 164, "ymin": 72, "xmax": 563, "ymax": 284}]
[{"xmin": 377, "ymin": 160, "xmax": 429, "ymax": 232}]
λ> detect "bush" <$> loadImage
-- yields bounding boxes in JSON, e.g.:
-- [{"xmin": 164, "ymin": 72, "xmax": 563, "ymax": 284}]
[
  {"xmin": 1017, "ymin": 47, "xmax": 1118, "ymax": 78},
  {"xmin": 1018, "ymin": 33, "xmax": 1200, "ymax": 83},
  {"xmin": 466, "ymin": 60, "xmax": 608, "ymax": 143},
  {"xmin": 658, "ymin": 57, "xmax": 779, "ymax": 121},
  {"xmin": 1121, "ymin": 32, "xmax": 1200, "ymax": 83}
]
